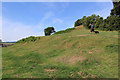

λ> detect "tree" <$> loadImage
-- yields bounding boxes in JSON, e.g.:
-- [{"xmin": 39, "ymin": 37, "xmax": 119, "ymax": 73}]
[
  {"xmin": 94, "ymin": 16, "xmax": 103, "ymax": 28},
  {"xmin": 104, "ymin": 15, "xmax": 120, "ymax": 31},
  {"xmin": 74, "ymin": 16, "xmax": 87, "ymax": 27},
  {"xmin": 74, "ymin": 19, "xmax": 83, "ymax": 27},
  {"xmin": 110, "ymin": 1, "xmax": 120, "ymax": 16},
  {"xmin": 74, "ymin": 4, "xmax": 120, "ymax": 31},
  {"xmin": 44, "ymin": 27, "xmax": 56, "ymax": 36},
  {"xmin": 74, "ymin": 14, "xmax": 104, "ymax": 29},
  {"xmin": 82, "ymin": 14, "xmax": 103, "ymax": 29}
]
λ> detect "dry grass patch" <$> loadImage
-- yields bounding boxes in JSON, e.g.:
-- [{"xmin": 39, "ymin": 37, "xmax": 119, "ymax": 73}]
[
  {"xmin": 14, "ymin": 52, "xmax": 24, "ymax": 57},
  {"xmin": 44, "ymin": 69, "xmax": 57, "ymax": 72},
  {"xmin": 57, "ymin": 55, "xmax": 86, "ymax": 64},
  {"xmin": 76, "ymin": 35, "xmax": 90, "ymax": 37},
  {"xmin": 75, "ymin": 25, "xmax": 83, "ymax": 29}
]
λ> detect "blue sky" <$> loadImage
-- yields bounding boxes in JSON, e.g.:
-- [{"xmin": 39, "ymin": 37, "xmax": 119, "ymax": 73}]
[{"xmin": 2, "ymin": 2, "xmax": 113, "ymax": 41}]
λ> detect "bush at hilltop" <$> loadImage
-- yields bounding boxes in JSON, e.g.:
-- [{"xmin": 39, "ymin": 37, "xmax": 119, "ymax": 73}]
[
  {"xmin": 103, "ymin": 15, "xmax": 120, "ymax": 31},
  {"xmin": 16, "ymin": 36, "xmax": 40, "ymax": 43},
  {"xmin": 74, "ymin": 14, "xmax": 103, "ymax": 29},
  {"xmin": 74, "ymin": 1, "xmax": 120, "ymax": 31},
  {"xmin": 44, "ymin": 27, "xmax": 56, "ymax": 36}
]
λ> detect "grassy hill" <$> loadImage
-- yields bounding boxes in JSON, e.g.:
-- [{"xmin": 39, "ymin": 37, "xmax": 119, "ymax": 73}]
[{"xmin": 2, "ymin": 26, "xmax": 118, "ymax": 78}]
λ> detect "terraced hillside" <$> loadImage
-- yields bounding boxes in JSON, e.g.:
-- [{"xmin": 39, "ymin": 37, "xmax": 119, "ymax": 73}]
[{"xmin": 2, "ymin": 27, "xmax": 118, "ymax": 78}]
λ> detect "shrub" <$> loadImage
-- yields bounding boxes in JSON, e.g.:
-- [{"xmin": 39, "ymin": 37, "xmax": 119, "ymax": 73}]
[
  {"xmin": 74, "ymin": 19, "xmax": 83, "ymax": 27},
  {"xmin": 44, "ymin": 27, "xmax": 56, "ymax": 36},
  {"xmin": 16, "ymin": 36, "xmax": 40, "ymax": 43}
]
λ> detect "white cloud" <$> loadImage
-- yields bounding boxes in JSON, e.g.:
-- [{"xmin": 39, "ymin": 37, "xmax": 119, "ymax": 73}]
[
  {"xmin": 40, "ymin": 11, "xmax": 54, "ymax": 23},
  {"xmin": 2, "ymin": 19, "xmax": 44, "ymax": 42},
  {"xmin": 52, "ymin": 18, "xmax": 63, "ymax": 24},
  {"xmin": 2, "ymin": 11, "xmax": 55, "ymax": 42},
  {"xmin": 59, "ymin": 2, "xmax": 70, "ymax": 13},
  {"xmin": 93, "ymin": 6, "xmax": 113, "ymax": 19}
]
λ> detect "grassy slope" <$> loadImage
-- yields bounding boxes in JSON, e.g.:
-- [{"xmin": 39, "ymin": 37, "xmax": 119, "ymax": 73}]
[{"xmin": 2, "ymin": 27, "xmax": 118, "ymax": 78}]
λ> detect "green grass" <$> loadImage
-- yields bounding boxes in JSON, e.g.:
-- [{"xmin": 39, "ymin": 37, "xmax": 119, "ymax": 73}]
[
  {"xmin": 53, "ymin": 28, "xmax": 75, "ymax": 35},
  {"xmin": 2, "ymin": 27, "xmax": 118, "ymax": 78}
]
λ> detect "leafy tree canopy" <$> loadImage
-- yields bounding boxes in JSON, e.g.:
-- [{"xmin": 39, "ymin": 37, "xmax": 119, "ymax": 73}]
[{"xmin": 44, "ymin": 27, "xmax": 56, "ymax": 36}]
